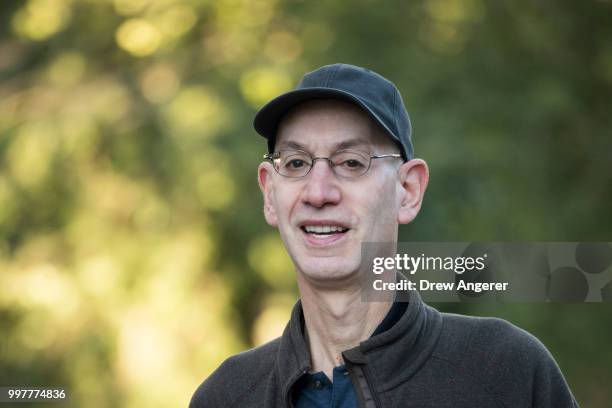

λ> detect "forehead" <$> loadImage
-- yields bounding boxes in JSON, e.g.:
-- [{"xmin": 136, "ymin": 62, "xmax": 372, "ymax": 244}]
[{"xmin": 275, "ymin": 99, "xmax": 393, "ymax": 152}]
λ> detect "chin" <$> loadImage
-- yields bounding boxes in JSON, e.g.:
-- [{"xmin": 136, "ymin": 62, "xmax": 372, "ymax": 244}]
[{"xmin": 295, "ymin": 255, "xmax": 363, "ymax": 284}]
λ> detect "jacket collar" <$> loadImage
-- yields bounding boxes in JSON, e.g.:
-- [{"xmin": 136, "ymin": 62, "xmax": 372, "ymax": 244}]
[
  {"xmin": 276, "ymin": 298, "xmax": 311, "ymax": 406},
  {"xmin": 275, "ymin": 277, "xmax": 443, "ymax": 399}
]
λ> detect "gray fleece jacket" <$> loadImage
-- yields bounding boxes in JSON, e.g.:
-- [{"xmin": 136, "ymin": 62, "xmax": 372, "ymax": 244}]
[{"xmin": 190, "ymin": 289, "xmax": 578, "ymax": 407}]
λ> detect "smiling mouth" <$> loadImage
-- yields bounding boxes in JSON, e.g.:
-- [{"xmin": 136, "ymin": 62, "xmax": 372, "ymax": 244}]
[{"xmin": 300, "ymin": 225, "xmax": 350, "ymax": 236}]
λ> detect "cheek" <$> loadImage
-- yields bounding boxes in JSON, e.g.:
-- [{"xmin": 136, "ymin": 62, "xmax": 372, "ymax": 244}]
[
  {"xmin": 272, "ymin": 183, "xmax": 300, "ymax": 221},
  {"xmin": 349, "ymin": 178, "xmax": 398, "ymax": 225},
  {"xmin": 371, "ymin": 177, "xmax": 398, "ymax": 210}
]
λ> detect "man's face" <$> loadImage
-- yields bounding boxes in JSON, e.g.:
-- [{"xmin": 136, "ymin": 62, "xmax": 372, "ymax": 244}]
[{"xmin": 258, "ymin": 100, "xmax": 419, "ymax": 284}]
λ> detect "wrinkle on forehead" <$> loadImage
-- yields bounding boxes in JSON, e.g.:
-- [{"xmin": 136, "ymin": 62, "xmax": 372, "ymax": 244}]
[
  {"xmin": 275, "ymin": 99, "xmax": 398, "ymax": 154},
  {"xmin": 277, "ymin": 138, "xmax": 373, "ymax": 153}
]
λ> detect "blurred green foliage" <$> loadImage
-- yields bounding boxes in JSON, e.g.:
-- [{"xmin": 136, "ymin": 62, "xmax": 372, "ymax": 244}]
[{"xmin": 0, "ymin": 0, "xmax": 611, "ymax": 407}]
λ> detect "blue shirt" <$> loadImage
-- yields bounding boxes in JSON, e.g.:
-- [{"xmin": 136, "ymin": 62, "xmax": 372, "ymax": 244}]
[
  {"xmin": 292, "ymin": 365, "xmax": 357, "ymax": 408},
  {"xmin": 292, "ymin": 301, "xmax": 407, "ymax": 408}
]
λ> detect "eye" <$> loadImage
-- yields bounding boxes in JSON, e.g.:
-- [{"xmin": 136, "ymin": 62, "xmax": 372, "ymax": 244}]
[
  {"xmin": 344, "ymin": 159, "xmax": 364, "ymax": 168},
  {"xmin": 338, "ymin": 158, "xmax": 366, "ymax": 170},
  {"xmin": 286, "ymin": 159, "xmax": 306, "ymax": 169},
  {"xmin": 331, "ymin": 151, "xmax": 369, "ymax": 175}
]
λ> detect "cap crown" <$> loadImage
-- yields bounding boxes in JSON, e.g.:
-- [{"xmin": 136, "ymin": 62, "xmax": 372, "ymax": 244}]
[{"xmin": 254, "ymin": 63, "xmax": 413, "ymax": 160}]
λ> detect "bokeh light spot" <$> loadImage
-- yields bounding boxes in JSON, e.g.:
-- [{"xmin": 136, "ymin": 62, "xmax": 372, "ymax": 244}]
[
  {"xmin": 197, "ymin": 169, "xmax": 235, "ymax": 210},
  {"xmin": 0, "ymin": 177, "xmax": 18, "ymax": 230},
  {"xmin": 240, "ymin": 67, "xmax": 292, "ymax": 108},
  {"xmin": 264, "ymin": 31, "xmax": 303, "ymax": 64},
  {"xmin": 424, "ymin": 0, "xmax": 484, "ymax": 23},
  {"xmin": 113, "ymin": 0, "xmax": 150, "ymax": 16},
  {"xmin": 7, "ymin": 120, "xmax": 58, "ymax": 188},
  {"xmin": 419, "ymin": 21, "xmax": 465, "ymax": 54},
  {"xmin": 47, "ymin": 51, "xmax": 86, "ymax": 86},
  {"xmin": 165, "ymin": 86, "xmax": 226, "ymax": 137},
  {"xmin": 214, "ymin": 0, "xmax": 277, "ymax": 28},
  {"xmin": 152, "ymin": 4, "xmax": 198, "ymax": 41},
  {"xmin": 252, "ymin": 294, "xmax": 295, "ymax": 346},
  {"xmin": 12, "ymin": 0, "xmax": 72, "ymax": 41},
  {"xmin": 116, "ymin": 18, "xmax": 161, "ymax": 57},
  {"xmin": 77, "ymin": 255, "xmax": 121, "ymax": 299},
  {"xmin": 140, "ymin": 63, "xmax": 181, "ymax": 103},
  {"xmin": 248, "ymin": 233, "xmax": 296, "ymax": 290}
]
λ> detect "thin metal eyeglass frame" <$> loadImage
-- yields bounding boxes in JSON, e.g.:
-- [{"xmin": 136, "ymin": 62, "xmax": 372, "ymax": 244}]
[{"xmin": 262, "ymin": 149, "xmax": 402, "ymax": 179}]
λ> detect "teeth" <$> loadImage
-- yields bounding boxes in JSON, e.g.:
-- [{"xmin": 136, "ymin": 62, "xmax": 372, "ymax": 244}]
[{"xmin": 304, "ymin": 225, "xmax": 348, "ymax": 234}]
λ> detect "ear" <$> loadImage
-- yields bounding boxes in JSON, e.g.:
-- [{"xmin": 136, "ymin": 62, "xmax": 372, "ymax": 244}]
[
  {"xmin": 258, "ymin": 162, "xmax": 278, "ymax": 227},
  {"xmin": 397, "ymin": 159, "xmax": 429, "ymax": 224}
]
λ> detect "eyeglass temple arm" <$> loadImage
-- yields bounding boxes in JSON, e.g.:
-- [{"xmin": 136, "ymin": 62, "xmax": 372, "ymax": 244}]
[
  {"xmin": 371, "ymin": 153, "xmax": 402, "ymax": 159},
  {"xmin": 264, "ymin": 153, "xmax": 401, "ymax": 159}
]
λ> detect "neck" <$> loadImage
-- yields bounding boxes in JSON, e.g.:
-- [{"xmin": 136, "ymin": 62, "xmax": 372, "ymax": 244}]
[{"xmin": 297, "ymin": 272, "xmax": 393, "ymax": 380}]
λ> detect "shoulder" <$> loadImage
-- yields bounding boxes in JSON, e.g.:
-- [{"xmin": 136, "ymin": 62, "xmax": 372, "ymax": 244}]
[
  {"xmin": 433, "ymin": 312, "xmax": 576, "ymax": 407},
  {"xmin": 189, "ymin": 337, "xmax": 281, "ymax": 408},
  {"xmin": 435, "ymin": 312, "xmax": 553, "ymax": 374}
]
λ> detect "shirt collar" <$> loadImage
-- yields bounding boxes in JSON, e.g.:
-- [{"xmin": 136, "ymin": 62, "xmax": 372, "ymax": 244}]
[{"xmin": 275, "ymin": 273, "xmax": 443, "ymax": 400}]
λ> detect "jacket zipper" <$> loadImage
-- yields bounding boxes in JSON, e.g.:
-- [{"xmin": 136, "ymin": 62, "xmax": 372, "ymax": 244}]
[
  {"xmin": 346, "ymin": 362, "xmax": 380, "ymax": 408},
  {"xmin": 360, "ymin": 364, "xmax": 382, "ymax": 408}
]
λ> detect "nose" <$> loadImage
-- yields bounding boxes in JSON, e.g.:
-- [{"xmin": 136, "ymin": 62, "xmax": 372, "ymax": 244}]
[{"xmin": 301, "ymin": 159, "xmax": 342, "ymax": 208}]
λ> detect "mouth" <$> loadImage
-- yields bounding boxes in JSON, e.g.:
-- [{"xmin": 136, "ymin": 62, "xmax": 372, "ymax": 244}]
[{"xmin": 299, "ymin": 221, "xmax": 351, "ymax": 246}]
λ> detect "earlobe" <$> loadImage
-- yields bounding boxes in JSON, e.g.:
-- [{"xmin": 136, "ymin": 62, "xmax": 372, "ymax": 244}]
[
  {"xmin": 397, "ymin": 159, "xmax": 429, "ymax": 224},
  {"xmin": 258, "ymin": 162, "xmax": 278, "ymax": 227}
]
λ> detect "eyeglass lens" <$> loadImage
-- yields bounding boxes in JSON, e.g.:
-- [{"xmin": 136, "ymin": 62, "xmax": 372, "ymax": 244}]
[{"xmin": 273, "ymin": 150, "xmax": 371, "ymax": 178}]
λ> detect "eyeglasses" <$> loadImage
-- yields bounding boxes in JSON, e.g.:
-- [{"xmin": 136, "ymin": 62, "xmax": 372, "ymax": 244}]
[{"xmin": 263, "ymin": 149, "xmax": 402, "ymax": 179}]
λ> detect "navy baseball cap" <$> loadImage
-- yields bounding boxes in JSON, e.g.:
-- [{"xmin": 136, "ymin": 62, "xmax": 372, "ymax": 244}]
[{"xmin": 253, "ymin": 63, "xmax": 413, "ymax": 161}]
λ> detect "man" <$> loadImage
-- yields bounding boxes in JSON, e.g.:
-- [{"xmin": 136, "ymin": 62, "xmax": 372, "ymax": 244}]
[{"xmin": 190, "ymin": 64, "xmax": 577, "ymax": 407}]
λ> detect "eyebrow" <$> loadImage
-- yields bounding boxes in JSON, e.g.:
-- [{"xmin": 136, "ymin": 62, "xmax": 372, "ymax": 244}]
[
  {"xmin": 277, "ymin": 140, "xmax": 307, "ymax": 150},
  {"xmin": 277, "ymin": 138, "xmax": 373, "ymax": 152}
]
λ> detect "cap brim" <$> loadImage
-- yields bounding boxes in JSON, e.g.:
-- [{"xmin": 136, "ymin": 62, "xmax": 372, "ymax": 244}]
[{"xmin": 253, "ymin": 87, "xmax": 399, "ymax": 154}]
